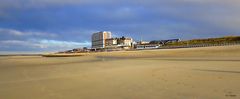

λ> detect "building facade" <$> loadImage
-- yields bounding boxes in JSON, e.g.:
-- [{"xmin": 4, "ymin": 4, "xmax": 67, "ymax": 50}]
[
  {"xmin": 92, "ymin": 31, "xmax": 112, "ymax": 48},
  {"xmin": 105, "ymin": 36, "xmax": 133, "ymax": 49},
  {"xmin": 105, "ymin": 38, "xmax": 118, "ymax": 48},
  {"xmin": 136, "ymin": 40, "xmax": 162, "ymax": 49},
  {"xmin": 117, "ymin": 36, "xmax": 133, "ymax": 47},
  {"xmin": 136, "ymin": 44, "xmax": 162, "ymax": 49},
  {"xmin": 149, "ymin": 39, "xmax": 180, "ymax": 45}
]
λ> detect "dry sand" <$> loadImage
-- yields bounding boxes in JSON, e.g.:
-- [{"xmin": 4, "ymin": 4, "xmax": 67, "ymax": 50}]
[{"xmin": 0, "ymin": 45, "xmax": 240, "ymax": 99}]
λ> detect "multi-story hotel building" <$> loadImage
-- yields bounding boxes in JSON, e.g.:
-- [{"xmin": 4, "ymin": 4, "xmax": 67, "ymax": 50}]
[{"xmin": 92, "ymin": 31, "xmax": 112, "ymax": 48}]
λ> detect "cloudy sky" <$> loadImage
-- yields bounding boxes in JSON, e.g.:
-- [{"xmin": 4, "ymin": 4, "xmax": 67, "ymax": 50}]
[{"xmin": 0, "ymin": 0, "xmax": 240, "ymax": 53}]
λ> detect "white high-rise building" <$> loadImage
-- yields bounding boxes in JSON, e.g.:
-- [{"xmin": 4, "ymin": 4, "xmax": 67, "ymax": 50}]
[{"xmin": 92, "ymin": 31, "xmax": 112, "ymax": 48}]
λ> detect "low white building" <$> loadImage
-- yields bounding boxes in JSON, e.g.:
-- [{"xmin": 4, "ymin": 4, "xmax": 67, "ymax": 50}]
[{"xmin": 136, "ymin": 44, "xmax": 162, "ymax": 50}]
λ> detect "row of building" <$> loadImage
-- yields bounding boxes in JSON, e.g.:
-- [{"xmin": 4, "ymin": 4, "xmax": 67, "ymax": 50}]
[
  {"xmin": 58, "ymin": 31, "xmax": 180, "ymax": 53},
  {"xmin": 91, "ymin": 31, "xmax": 180, "ymax": 50},
  {"xmin": 92, "ymin": 31, "xmax": 133, "ymax": 50}
]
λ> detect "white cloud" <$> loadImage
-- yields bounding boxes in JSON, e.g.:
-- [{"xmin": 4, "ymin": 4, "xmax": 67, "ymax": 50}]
[
  {"xmin": 38, "ymin": 39, "xmax": 90, "ymax": 49},
  {"xmin": 0, "ymin": 28, "xmax": 58, "ymax": 37},
  {"xmin": 0, "ymin": 40, "xmax": 43, "ymax": 48},
  {"xmin": 0, "ymin": 28, "xmax": 93, "ymax": 52},
  {"xmin": 0, "ymin": 39, "xmax": 91, "ymax": 51}
]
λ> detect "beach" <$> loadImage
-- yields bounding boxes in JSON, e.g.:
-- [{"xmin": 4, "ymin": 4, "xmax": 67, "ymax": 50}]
[{"xmin": 0, "ymin": 45, "xmax": 240, "ymax": 99}]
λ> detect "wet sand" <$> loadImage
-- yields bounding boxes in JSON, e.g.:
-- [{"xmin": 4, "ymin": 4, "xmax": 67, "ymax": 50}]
[{"xmin": 0, "ymin": 45, "xmax": 240, "ymax": 99}]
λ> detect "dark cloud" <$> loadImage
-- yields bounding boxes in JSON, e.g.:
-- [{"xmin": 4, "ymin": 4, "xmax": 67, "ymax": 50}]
[{"xmin": 0, "ymin": 0, "xmax": 240, "ymax": 52}]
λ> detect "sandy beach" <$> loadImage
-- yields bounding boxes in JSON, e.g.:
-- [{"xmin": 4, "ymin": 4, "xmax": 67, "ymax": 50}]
[{"xmin": 0, "ymin": 45, "xmax": 240, "ymax": 99}]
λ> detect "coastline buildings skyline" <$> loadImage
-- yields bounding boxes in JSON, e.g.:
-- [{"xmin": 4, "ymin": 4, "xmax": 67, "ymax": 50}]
[
  {"xmin": 57, "ymin": 31, "xmax": 240, "ymax": 53},
  {"xmin": 90, "ymin": 31, "xmax": 182, "ymax": 50}
]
